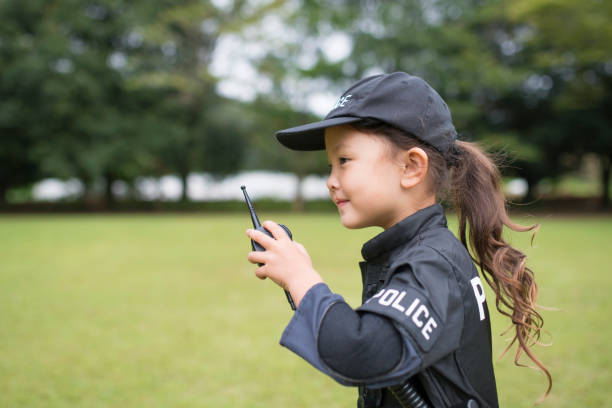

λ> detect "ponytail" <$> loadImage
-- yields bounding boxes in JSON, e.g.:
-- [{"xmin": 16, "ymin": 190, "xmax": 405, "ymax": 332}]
[
  {"xmin": 448, "ymin": 141, "xmax": 552, "ymax": 402},
  {"xmin": 352, "ymin": 119, "xmax": 552, "ymax": 403}
]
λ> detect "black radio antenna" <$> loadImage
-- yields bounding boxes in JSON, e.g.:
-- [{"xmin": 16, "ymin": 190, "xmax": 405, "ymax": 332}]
[{"xmin": 241, "ymin": 185, "xmax": 261, "ymax": 229}]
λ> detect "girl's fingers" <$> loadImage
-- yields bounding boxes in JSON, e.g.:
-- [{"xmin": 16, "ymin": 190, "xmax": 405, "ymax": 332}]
[
  {"xmin": 246, "ymin": 228, "xmax": 275, "ymax": 248},
  {"xmin": 254, "ymin": 266, "xmax": 268, "ymax": 280},
  {"xmin": 247, "ymin": 252, "xmax": 268, "ymax": 279},
  {"xmin": 247, "ymin": 251, "xmax": 266, "ymax": 265},
  {"xmin": 262, "ymin": 220, "xmax": 291, "ymax": 241}
]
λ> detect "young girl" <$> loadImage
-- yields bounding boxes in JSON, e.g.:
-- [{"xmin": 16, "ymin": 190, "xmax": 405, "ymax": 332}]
[{"xmin": 246, "ymin": 72, "xmax": 551, "ymax": 407}]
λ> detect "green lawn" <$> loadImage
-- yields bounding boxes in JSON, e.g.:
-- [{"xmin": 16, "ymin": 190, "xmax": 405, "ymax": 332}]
[{"xmin": 0, "ymin": 212, "xmax": 610, "ymax": 407}]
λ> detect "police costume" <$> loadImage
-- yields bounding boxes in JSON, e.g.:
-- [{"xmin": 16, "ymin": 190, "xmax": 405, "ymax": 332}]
[
  {"xmin": 274, "ymin": 73, "xmax": 499, "ymax": 407},
  {"xmin": 279, "ymin": 204, "xmax": 498, "ymax": 407}
]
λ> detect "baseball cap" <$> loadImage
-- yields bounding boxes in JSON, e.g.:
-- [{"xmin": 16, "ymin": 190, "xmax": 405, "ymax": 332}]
[{"xmin": 275, "ymin": 72, "xmax": 457, "ymax": 153}]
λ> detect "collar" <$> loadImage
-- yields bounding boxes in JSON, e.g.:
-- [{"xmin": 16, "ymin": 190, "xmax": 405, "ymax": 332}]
[{"xmin": 361, "ymin": 203, "xmax": 448, "ymax": 262}]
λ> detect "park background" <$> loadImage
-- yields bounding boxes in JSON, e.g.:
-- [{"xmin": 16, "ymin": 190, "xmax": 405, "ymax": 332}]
[{"xmin": 1, "ymin": 0, "xmax": 611, "ymax": 407}]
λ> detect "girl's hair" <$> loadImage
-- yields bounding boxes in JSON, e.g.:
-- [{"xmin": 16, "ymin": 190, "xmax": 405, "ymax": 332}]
[{"xmin": 353, "ymin": 119, "xmax": 552, "ymax": 402}]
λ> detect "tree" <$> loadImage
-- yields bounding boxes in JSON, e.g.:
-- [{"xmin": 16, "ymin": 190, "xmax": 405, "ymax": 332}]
[
  {"xmin": 508, "ymin": 0, "xmax": 612, "ymax": 206},
  {"xmin": 0, "ymin": 0, "xmax": 57, "ymax": 203},
  {"xmin": 0, "ymin": 0, "xmax": 287, "ymax": 205},
  {"xmin": 134, "ymin": 0, "xmax": 286, "ymax": 201},
  {"xmin": 0, "ymin": 0, "xmax": 163, "ymax": 206}
]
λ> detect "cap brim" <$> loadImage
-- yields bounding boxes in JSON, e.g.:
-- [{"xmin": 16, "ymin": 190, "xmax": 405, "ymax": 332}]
[{"xmin": 275, "ymin": 116, "xmax": 362, "ymax": 151}]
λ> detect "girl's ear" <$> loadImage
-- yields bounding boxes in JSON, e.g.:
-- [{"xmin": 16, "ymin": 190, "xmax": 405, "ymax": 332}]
[{"xmin": 399, "ymin": 147, "xmax": 429, "ymax": 189}]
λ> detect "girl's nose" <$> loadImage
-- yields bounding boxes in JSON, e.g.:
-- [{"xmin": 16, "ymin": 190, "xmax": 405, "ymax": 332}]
[{"xmin": 327, "ymin": 171, "xmax": 339, "ymax": 191}]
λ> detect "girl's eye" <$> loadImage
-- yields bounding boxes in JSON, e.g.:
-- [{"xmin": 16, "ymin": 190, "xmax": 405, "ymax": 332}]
[{"xmin": 328, "ymin": 158, "xmax": 349, "ymax": 172}]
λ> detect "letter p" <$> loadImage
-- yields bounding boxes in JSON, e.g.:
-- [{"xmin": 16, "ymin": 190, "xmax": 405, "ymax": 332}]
[{"xmin": 470, "ymin": 276, "xmax": 486, "ymax": 321}]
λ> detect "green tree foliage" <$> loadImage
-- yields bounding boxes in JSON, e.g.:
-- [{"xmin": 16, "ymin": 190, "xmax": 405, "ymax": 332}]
[
  {"xmin": 507, "ymin": 0, "xmax": 612, "ymax": 206},
  {"xmin": 0, "ymin": 1, "xmax": 45, "ymax": 202},
  {"xmin": 132, "ymin": 0, "xmax": 285, "ymax": 201},
  {"xmin": 0, "ymin": 0, "xmax": 285, "ymax": 205},
  {"xmin": 1, "ymin": 1, "xmax": 153, "ymax": 204}
]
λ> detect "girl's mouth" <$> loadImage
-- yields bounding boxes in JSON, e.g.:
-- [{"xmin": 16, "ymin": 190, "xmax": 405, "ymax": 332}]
[{"xmin": 336, "ymin": 199, "xmax": 349, "ymax": 208}]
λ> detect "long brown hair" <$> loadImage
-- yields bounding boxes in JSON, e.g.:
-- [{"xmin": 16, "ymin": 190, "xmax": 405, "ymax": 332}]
[{"xmin": 353, "ymin": 119, "xmax": 552, "ymax": 402}]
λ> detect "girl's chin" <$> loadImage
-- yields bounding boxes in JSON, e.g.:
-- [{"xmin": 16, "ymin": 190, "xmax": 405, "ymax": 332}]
[{"xmin": 340, "ymin": 215, "xmax": 368, "ymax": 230}]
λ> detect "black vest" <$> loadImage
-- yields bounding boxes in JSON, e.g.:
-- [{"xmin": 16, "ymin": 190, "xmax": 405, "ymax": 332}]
[{"xmin": 355, "ymin": 204, "xmax": 498, "ymax": 408}]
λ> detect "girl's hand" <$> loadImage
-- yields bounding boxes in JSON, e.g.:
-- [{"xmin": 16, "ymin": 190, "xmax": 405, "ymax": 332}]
[{"xmin": 246, "ymin": 220, "xmax": 323, "ymax": 308}]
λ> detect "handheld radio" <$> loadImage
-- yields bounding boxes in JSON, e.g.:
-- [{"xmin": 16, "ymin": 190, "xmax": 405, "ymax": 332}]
[{"xmin": 241, "ymin": 185, "xmax": 296, "ymax": 310}]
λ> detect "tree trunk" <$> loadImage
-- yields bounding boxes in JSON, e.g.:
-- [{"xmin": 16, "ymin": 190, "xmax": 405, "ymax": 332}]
[
  {"xmin": 180, "ymin": 171, "xmax": 189, "ymax": 202},
  {"xmin": 601, "ymin": 153, "xmax": 611, "ymax": 209},
  {"xmin": 104, "ymin": 171, "xmax": 116, "ymax": 210},
  {"xmin": 519, "ymin": 171, "xmax": 540, "ymax": 204},
  {"xmin": 523, "ymin": 178, "xmax": 537, "ymax": 204},
  {"xmin": 0, "ymin": 183, "xmax": 7, "ymax": 206}
]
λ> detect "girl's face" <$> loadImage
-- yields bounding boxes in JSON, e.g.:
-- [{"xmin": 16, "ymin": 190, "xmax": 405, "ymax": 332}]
[{"xmin": 325, "ymin": 125, "xmax": 411, "ymax": 230}]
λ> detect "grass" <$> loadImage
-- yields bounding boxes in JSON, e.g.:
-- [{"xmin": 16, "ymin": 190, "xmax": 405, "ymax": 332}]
[{"xmin": 0, "ymin": 212, "xmax": 610, "ymax": 407}]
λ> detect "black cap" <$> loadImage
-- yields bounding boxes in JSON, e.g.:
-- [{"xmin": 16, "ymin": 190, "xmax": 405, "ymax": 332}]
[{"xmin": 276, "ymin": 72, "xmax": 457, "ymax": 153}]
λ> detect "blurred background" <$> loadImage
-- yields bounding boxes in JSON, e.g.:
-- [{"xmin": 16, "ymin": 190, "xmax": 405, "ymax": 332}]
[
  {"xmin": 1, "ymin": 1, "xmax": 612, "ymax": 407},
  {"xmin": 1, "ymin": 0, "xmax": 611, "ymax": 212}
]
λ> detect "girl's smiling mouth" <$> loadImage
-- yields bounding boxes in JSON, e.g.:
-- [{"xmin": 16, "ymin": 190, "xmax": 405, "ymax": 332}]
[{"xmin": 335, "ymin": 199, "xmax": 349, "ymax": 207}]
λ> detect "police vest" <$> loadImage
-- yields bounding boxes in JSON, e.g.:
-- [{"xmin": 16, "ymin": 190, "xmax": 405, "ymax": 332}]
[{"xmin": 354, "ymin": 205, "xmax": 498, "ymax": 408}]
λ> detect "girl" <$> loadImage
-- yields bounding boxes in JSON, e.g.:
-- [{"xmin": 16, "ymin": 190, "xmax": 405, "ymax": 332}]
[{"xmin": 246, "ymin": 72, "xmax": 551, "ymax": 407}]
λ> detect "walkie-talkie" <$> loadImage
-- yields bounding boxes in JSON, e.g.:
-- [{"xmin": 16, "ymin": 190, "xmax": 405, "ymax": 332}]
[{"xmin": 241, "ymin": 185, "xmax": 296, "ymax": 310}]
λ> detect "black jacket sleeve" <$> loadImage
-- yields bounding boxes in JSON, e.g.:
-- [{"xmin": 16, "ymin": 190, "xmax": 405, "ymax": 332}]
[
  {"xmin": 318, "ymin": 302, "xmax": 404, "ymax": 380},
  {"xmin": 280, "ymin": 282, "xmax": 422, "ymax": 387}
]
